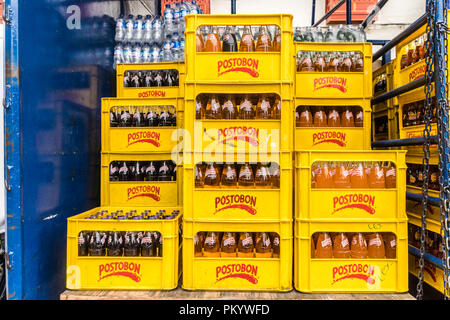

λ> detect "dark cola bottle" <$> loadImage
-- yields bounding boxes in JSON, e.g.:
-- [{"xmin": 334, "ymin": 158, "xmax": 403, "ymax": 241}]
[
  {"xmin": 145, "ymin": 161, "xmax": 159, "ymax": 181},
  {"xmin": 119, "ymin": 106, "xmax": 133, "ymax": 127},
  {"xmin": 222, "ymin": 26, "xmax": 238, "ymax": 52},
  {"xmin": 154, "ymin": 232, "xmax": 163, "ymax": 257},
  {"xmin": 130, "ymin": 71, "xmax": 140, "ymax": 87},
  {"xmin": 137, "ymin": 71, "xmax": 145, "ymax": 87},
  {"xmin": 131, "ymin": 161, "xmax": 145, "ymax": 181},
  {"xmin": 158, "ymin": 161, "xmax": 172, "ymax": 181},
  {"xmin": 141, "ymin": 231, "xmax": 156, "ymax": 257},
  {"xmin": 110, "ymin": 107, "xmax": 119, "ymax": 127},
  {"xmin": 124, "ymin": 231, "xmax": 140, "ymax": 256},
  {"xmin": 89, "ymin": 231, "xmax": 107, "ymax": 256},
  {"xmin": 144, "ymin": 71, "xmax": 153, "ymax": 87},
  {"xmin": 132, "ymin": 106, "xmax": 146, "ymax": 127},
  {"xmin": 123, "ymin": 71, "xmax": 132, "ymax": 87},
  {"xmin": 163, "ymin": 70, "xmax": 174, "ymax": 87},
  {"xmin": 107, "ymin": 231, "xmax": 123, "ymax": 256},
  {"xmin": 159, "ymin": 107, "xmax": 172, "ymax": 126},
  {"xmin": 153, "ymin": 71, "xmax": 164, "ymax": 87},
  {"xmin": 78, "ymin": 231, "xmax": 89, "ymax": 256},
  {"xmin": 146, "ymin": 106, "xmax": 160, "ymax": 127},
  {"xmin": 170, "ymin": 70, "xmax": 179, "ymax": 86},
  {"xmin": 170, "ymin": 109, "xmax": 177, "ymax": 127},
  {"xmin": 110, "ymin": 161, "xmax": 119, "ymax": 181},
  {"xmin": 118, "ymin": 161, "xmax": 130, "ymax": 181},
  {"xmin": 172, "ymin": 163, "xmax": 177, "ymax": 180}
]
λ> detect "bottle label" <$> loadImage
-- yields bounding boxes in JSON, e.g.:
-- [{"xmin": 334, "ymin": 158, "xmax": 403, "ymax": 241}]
[
  {"xmin": 194, "ymin": 234, "xmax": 199, "ymax": 245},
  {"xmin": 273, "ymin": 237, "xmax": 280, "ymax": 247},
  {"xmin": 226, "ymin": 168, "xmax": 236, "ymax": 179},
  {"xmin": 344, "ymin": 110, "xmax": 353, "ymax": 120},
  {"xmin": 321, "ymin": 237, "xmax": 332, "ymax": 247},
  {"xmin": 142, "ymin": 236, "xmax": 151, "ymax": 244},
  {"xmin": 390, "ymin": 239, "xmax": 396, "ymax": 248},
  {"xmin": 121, "ymin": 113, "xmax": 131, "ymax": 121},
  {"xmin": 223, "ymin": 237, "xmax": 235, "ymax": 247},
  {"xmin": 356, "ymin": 111, "xmax": 363, "ymax": 120},
  {"xmin": 240, "ymin": 100, "xmax": 252, "ymax": 111},
  {"xmin": 223, "ymin": 100, "xmax": 234, "ymax": 111},
  {"xmin": 242, "ymin": 237, "xmax": 253, "ymax": 247},
  {"xmin": 239, "ymin": 168, "xmax": 252, "ymax": 179},
  {"xmin": 386, "ymin": 168, "xmax": 396, "ymax": 177},
  {"xmin": 264, "ymin": 238, "xmax": 271, "ymax": 247},
  {"xmin": 431, "ymin": 173, "xmax": 437, "ymax": 183},
  {"xmin": 369, "ymin": 237, "xmax": 382, "ymax": 247},
  {"xmin": 78, "ymin": 234, "xmax": 85, "ymax": 245},
  {"xmin": 196, "ymin": 101, "xmax": 203, "ymax": 111},
  {"xmin": 205, "ymin": 236, "xmax": 216, "ymax": 246},
  {"xmin": 125, "ymin": 234, "xmax": 130, "ymax": 243},
  {"xmin": 329, "ymin": 110, "xmax": 339, "ymax": 120},
  {"xmin": 205, "ymin": 168, "xmax": 217, "ymax": 178},
  {"xmin": 376, "ymin": 169, "xmax": 384, "ymax": 179},
  {"xmin": 211, "ymin": 100, "xmax": 220, "ymax": 112},
  {"xmin": 119, "ymin": 166, "xmax": 128, "ymax": 174},
  {"xmin": 352, "ymin": 167, "xmax": 363, "ymax": 177},
  {"xmin": 418, "ymin": 172, "xmax": 423, "ymax": 181},
  {"xmin": 260, "ymin": 100, "xmax": 270, "ymax": 112},
  {"xmin": 107, "ymin": 236, "xmax": 112, "ymax": 245},
  {"xmin": 159, "ymin": 165, "xmax": 169, "ymax": 173},
  {"xmin": 341, "ymin": 238, "xmax": 349, "ymax": 248},
  {"xmin": 110, "ymin": 166, "xmax": 118, "ymax": 174}
]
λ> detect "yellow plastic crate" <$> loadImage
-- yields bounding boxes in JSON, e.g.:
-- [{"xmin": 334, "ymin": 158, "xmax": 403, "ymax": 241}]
[
  {"xmin": 185, "ymin": 14, "xmax": 294, "ymax": 83},
  {"xmin": 182, "ymin": 218, "xmax": 292, "ymax": 291},
  {"xmin": 184, "ymin": 82, "xmax": 294, "ymax": 154},
  {"xmin": 294, "ymin": 219, "xmax": 408, "ymax": 293},
  {"xmin": 407, "ymin": 220, "xmax": 444, "ymax": 294},
  {"xmin": 66, "ymin": 206, "xmax": 182, "ymax": 290},
  {"xmin": 373, "ymin": 61, "xmax": 396, "ymax": 111},
  {"xmin": 405, "ymin": 153, "xmax": 440, "ymax": 201},
  {"xmin": 101, "ymin": 153, "xmax": 183, "ymax": 207},
  {"xmin": 102, "ymin": 97, "xmax": 184, "ymax": 154},
  {"xmin": 116, "ymin": 62, "xmax": 185, "ymax": 99},
  {"xmin": 183, "ymin": 151, "xmax": 292, "ymax": 222},
  {"xmin": 294, "ymin": 98, "xmax": 371, "ymax": 151},
  {"xmin": 398, "ymin": 87, "xmax": 439, "ymax": 156},
  {"xmin": 294, "ymin": 150, "xmax": 407, "ymax": 221},
  {"xmin": 294, "ymin": 42, "xmax": 373, "ymax": 99}
]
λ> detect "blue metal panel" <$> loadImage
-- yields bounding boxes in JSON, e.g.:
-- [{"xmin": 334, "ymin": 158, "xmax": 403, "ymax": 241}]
[{"xmin": 5, "ymin": 0, "xmax": 115, "ymax": 299}]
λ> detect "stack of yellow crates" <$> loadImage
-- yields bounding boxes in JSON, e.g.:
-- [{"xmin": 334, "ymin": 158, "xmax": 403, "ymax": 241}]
[
  {"xmin": 182, "ymin": 14, "xmax": 294, "ymax": 291},
  {"xmin": 393, "ymin": 19, "xmax": 448, "ymax": 294},
  {"xmin": 65, "ymin": 62, "xmax": 185, "ymax": 290},
  {"xmin": 293, "ymin": 40, "xmax": 408, "ymax": 292}
]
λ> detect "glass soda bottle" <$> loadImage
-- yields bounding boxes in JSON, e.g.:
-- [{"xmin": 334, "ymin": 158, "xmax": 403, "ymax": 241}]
[
  {"xmin": 272, "ymin": 97, "xmax": 281, "ymax": 120},
  {"xmin": 107, "ymin": 231, "xmax": 123, "ymax": 256},
  {"xmin": 204, "ymin": 26, "xmax": 221, "ymax": 52},
  {"xmin": 333, "ymin": 233, "xmax": 351, "ymax": 258},
  {"xmin": 315, "ymin": 162, "xmax": 334, "ymax": 188},
  {"xmin": 221, "ymin": 232, "xmax": 237, "ymax": 257},
  {"xmin": 240, "ymin": 25, "xmax": 255, "ymax": 52},
  {"xmin": 255, "ymin": 25, "xmax": 272, "ymax": 52},
  {"xmin": 110, "ymin": 107, "xmax": 119, "ymax": 127},
  {"xmin": 327, "ymin": 52, "xmax": 340, "ymax": 72},
  {"xmin": 315, "ymin": 232, "xmax": 333, "ymax": 258},
  {"xmin": 221, "ymin": 95, "xmax": 237, "ymax": 119},
  {"xmin": 238, "ymin": 163, "xmax": 255, "ymax": 188},
  {"xmin": 110, "ymin": 161, "xmax": 119, "ymax": 181},
  {"xmin": 272, "ymin": 27, "xmax": 281, "ymax": 52},
  {"xmin": 204, "ymin": 162, "xmax": 220, "ymax": 187},
  {"xmin": 220, "ymin": 163, "xmax": 237, "ymax": 187},
  {"xmin": 195, "ymin": 164, "xmax": 204, "ymax": 188},
  {"xmin": 119, "ymin": 106, "xmax": 132, "ymax": 127},
  {"xmin": 333, "ymin": 162, "xmax": 351, "ymax": 189},
  {"xmin": 313, "ymin": 106, "xmax": 327, "ymax": 127},
  {"xmin": 271, "ymin": 233, "xmax": 280, "ymax": 258},
  {"xmin": 89, "ymin": 231, "xmax": 107, "ymax": 256},
  {"xmin": 255, "ymin": 162, "xmax": 271, "ymax": 188},
  {"xmin": 222, "ymin": 25, "xmax": 238, "ymax": 52},
  {"xmin": 194, "ymin": 232, "xmax": 204, "ymax": 257},
  {"xmin": 350, "ymin": 233, "xmax": 368, "ymax": 258},
  {"xmin": 203, "ymin": 232, "xmax": 220, "ymax": 257},
  {"xmin": 145, "ymin": 161, "xmax": 159, "ymax": 181},
  {"xmin": 78, "ymin": 231, "xmax": 89, "ymax": 256},
  {"xmin": 384, "ymin": 233, "xmax": 397, "ymax": 259},
  {"xmin": 354, "ymin": 108, "xmax": 363, "ymax": 127},
  {"xmin": 205, "ymin": 95, "xmax": 222, "ymax": 119},
  {"xmin": 158, "ymin": 161, "xmax": 172, "ymax": 181},
  {"xmin": 298, "ymin": 106, "xmax": 313, "ymax": 127},
  {"xmin": 327, "ymin": 106, "xmax": 341, "ymax": 127},
  {"xmin": 255, "ymin": 232, "xmax": 272, "ymax": 258},
  {"xmin": 384, "ymin": 162, "xmax": 397, "ymax": 189},
  {"xmin": 300, "ymin": 51, "xmax": 314, "ymax": 72},
  {"xmin": 118, "ymin": 161, "xmax": 130, "ymax": 181},
  {"xmin": 146, "ymin": 106, "xmax": 159, "ymax": 126},
  {"xmin": 350, "ymin": 161, "xmax": 369, "ymax": 188},
  {"xmin": 368, "ymin": 233, "xmax": 385, "ymax": 258},
  {"xmin": 314, "ymin": 51, "xmax": 326, "ymax": 72},
  {"xmin": 196, "ymin": 28, "xmax": 204, "ymax": 52},
  {"xmin": 238, "ymin": 232, "xmax": 254, "ymax": 258},
  {"xmin": 123, "ymin": 231, "xmax": 139, "ymax": 256},
  {"xmin": 341, "ymin": 52, "xmax": 353, "ymax": 72},
  {"xmin": 256, "ymin": 96, "xmax": 272, "ymax": 119},
  {"xmin": 239, "ymin": 96, "xmax": 255, "ymax": 120},
  {"xmin": 195, "ymin": 98, "xmax": 205, "ymax": 120},
  {"xmin": 368, "ymin": 162, "xmax": 386, "ymax": 188},
  {"xmin": 270, "ymin": 162, "xmax": 281, "ymax": 188},
  {"xmin": 341, "ymin": 106, "xmax": 355, "ymax": 127}
]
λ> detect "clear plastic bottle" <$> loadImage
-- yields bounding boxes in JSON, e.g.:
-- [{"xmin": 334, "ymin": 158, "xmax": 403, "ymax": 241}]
[
  {"xmin": 124, "ymin": 14, "xmax": 135, "ymax": 43},
  {"xmin": 115, "ymin": 14, "xmax": 125, "ymax": 42},
  {"xmin": 161, "ymin": 37, "xmax": 174, "ymax": 62},
  {"xmin": 142, "ymin": 14, "xmax": 153, "ymax": 44},
  {"xmin": 133, "ymin": 15, "xmax": 144, "ymax": 43}
]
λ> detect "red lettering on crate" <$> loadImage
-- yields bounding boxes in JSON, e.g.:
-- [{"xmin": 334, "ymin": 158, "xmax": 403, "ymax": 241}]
[
  {"xmin": 127, "ymin": 185, "xmax": 161, "ymax": 201},
  {"xmin": 127, "ymin": 131, "xmax": 161, "ymax": 147},
  {"xmin": 138, "ymin": 90, "xmax": 167, "ymax": 98},
  {"xmin": 332, "ymin": 263, "xmax": 376, "ymax": 285},
  {"xmin": 213, "ymin": 195, "xmax": 257, "ymax": 215},
  {"xmin": 332, "ymin": 194, "xmax": 376, "ymax": 215},
  {"xmin": 217, "ymin": 126, "xmax": 260, "ymax": 147},
  {"xmin": 313, "ymin": 76, "xmax": 348, "ymax": 93},
  {"xmin": 312, "ymin": 131, "xmax": 347, "ymax": 147},
  {"xmin": 215, "ymin": 263, "xmax": 258, "ymax": 284},
  {"xmin": 217, "ymin": 58, "xmax": 260, "ymax": 78},
  {"xmin": 98, "ymin": 262, "xmax": 142, "ymax": 282},
  {"xmin": 409, "ymin": 64, "xmax": 426, "ymax": 82}
]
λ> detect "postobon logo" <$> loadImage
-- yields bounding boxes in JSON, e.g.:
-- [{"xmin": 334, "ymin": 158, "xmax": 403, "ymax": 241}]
[
  {"xmin": 314, "ymin": 76, "xmax": 348, "ymax": 93},
  {"xmin": 98, "ymin": 262, "xmax": 142, "ymax": 282},
  {"xmin": 217, "ymin": 58, "xmax": 260, "ymax": 78},
  {"xmin": 332, "ymin": 263, "xmax": 376, "ymax": 285},
  {"xmin": 217, "ymin": 127, "xmax": 259, "ymax": 147},
  {"xmin": 214, "ymin": 194, "xmax": 257, "ymax": 215},
  {"xmin": 127, "ymin": 131, "xmax": 161, "ymax": 147},
  {"xmin": 332, "ymin": 194, "xmax": 376, "ymax": 215},
  {"xmin": 312, "ymin": 131, "xmax": 347, "ymax": 147},
  {"xmin": 409, "ymin": 64, "xmax": 426, "ymax": 82},
  {"xmin": 138, "ymin": 90, "xmax": 166, "ymax": 98},
  {"xmin": 127, "ymin": 185, "xmax": 161, "ymax": 201},
  {"xmin": 216, "ymin": 263, "xmax": 258, "ymax": 284}
]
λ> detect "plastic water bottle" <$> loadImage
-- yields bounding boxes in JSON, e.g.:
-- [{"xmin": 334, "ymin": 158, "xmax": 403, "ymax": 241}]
[
  {"xmin": 164, "ymin": 4, "xmax": 177, "ymax": 36},
  {"xmin": 115, "ymin": 14, "xmax": 125, "ymax": 42},
  {"xmin": 190, "ymin": 1, "xmax": 200, "ymax": 14},
  {"xmin": 174, "ymin": 3, "xmax": 182, "ymax": 35},
  {"xmin": 132, "ymin": 43, "xmax": 142, "ymax": 63},
  {"xmin": 171, "ymin": 32, "xmax": 181, "ymax": 61},
  {"xmin": 142, "ymin": 14, "xmax": 153, "ymax": 44},
  {"xmin": 124, "ymin": 14, "xmax": 135, "ymax": 43},
  {"xmin": 141, "ymin": 43, "xmax": 151, "ymax": 63},
  {"xmin": 180, "ymin": 1, "xmax": 189, "ymax": 19},
  {"xmin": 179, "ymin": 35, "xmax": 185, "ymax": 61},
  {"xmin": 161, "ymin": 37, "xmax": 174, "ymax": 62},
  {"xmin": 133, "ymin": 15, "xmax": 144, "ymax": 43},
  {"xmin": 113, "ymin": 42, "xmax": 124, "ymax": 69},
  {"xmin": 152, "ymin": 15, "xmax": 164, "ymax": 45},
  {"xmin": 178, "ymin": 2, "xmax": 187, "ymax": 34},
  {"xmin": 150, "ymin": 43, "xmax": 161, "ymax": 63},
  {"xmin": 123, "ymin": 42, "xmax": 133, "ymax": 63}
]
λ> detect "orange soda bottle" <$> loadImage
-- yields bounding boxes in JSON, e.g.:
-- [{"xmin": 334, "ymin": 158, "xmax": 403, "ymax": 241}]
[
  {"xmin": 313, "ymin": 107, "xmax": 327, "ymax": 127},
  {"xmin": 238, "ymin": 232, "xmax": 254, "ymax": 258},
  {"xmin": 238, "ymin": 163, "xmax": 255, "ymax": 188},
  {"xmin": 196, "ymin": 28, "xmax": 205, "ymax": 52},
  {"xmin": 240, "ymin": 25, "xmax": 255, "ymax": 52},
  {"xmin": 221, "ymin": 232, "xmax": 237, "ymax": 257},
  {"xmin": 221, "ymin": 95, "xmax": 237, "ymax": 120},
  {"xmin": 333, "ymin": 233, "xmax": 351, "ymax": 258},
  {"xmin": 368, "ymin": 162, "xmax": 386, "ymax": 188},
  {"xmin": 203, "ymin": 232, "xmax": 220, "ymax": 257},
  {"xmin": 255, "ymin": 25, "xmax": 272, "ymax": 52},
  {"xmin": 221, "ymin": 163, "xmax": 237, "ymax": 187},
  {"xmin": 333, "ymin": 162, "xmax": 351, "ymax": 189},
  {"xmin": 383, "ymin": 162, "xmax": 397, "ymax": 189},
  {"xmin": 204, "ymin": 26, "xmax": 222, "ymax": 52},
  {"xmin": 204, "ymin": 163, "xmax": 220, "ymax": 187},
  {"xmin": 327, "ymin": 106, "xmax": 341, "ymax": 127},
  {"xmin": 341, "ymin": 106, "xmax": 355, "ymax": 127},
  {"xmin": 255, "ymin": 96, "xmax": 272, "ymax": 119},
  {"xmin": 350, "ymin": 233, "xmax": 368, "ymax": 258},
  {"xmin": 298, "ymin": 106, "xmax": 313, "ymax": 127},
  {"xmin": 255, "ymin": 162, "xmax": 271, "ymax": 188},
  {"xmin": 315, "ymin": 232, "xmax": 333, "ymax": 258},
  {"xmin": 205, "ymin": 95, "xmax": 221, "ymax": 119},
  {"xmin": 272, "ymin": 28, "xmax": 281, "ymax": 52},
  {"xmin": 368, "ymin": 233, "xmax": 386, "ymax": 258},
  {"xmin": 255, "ymin": 232, "xmax": 272, "ymax": 258},
  {"xmin": 315, "ymin": 161, "xmax": 334, "ymax": 188},
  {"xmin": 239, "ymin": 96, "xmax": 255, "ymax": 120},
  {"xmin": 350, "ymin": 161, "xmax": 369, "ymax": 188}
]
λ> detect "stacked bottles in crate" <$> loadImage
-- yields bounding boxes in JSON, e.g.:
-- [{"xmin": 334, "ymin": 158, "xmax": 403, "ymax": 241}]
[
  {"xmin": 293, "ymin": 31, "xmax": 408, "ymax": 293},
  {"xmin": 182, "ymin": 14, "xmax": 294, "ymax": 292}
]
